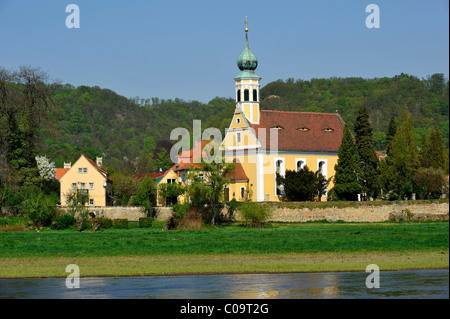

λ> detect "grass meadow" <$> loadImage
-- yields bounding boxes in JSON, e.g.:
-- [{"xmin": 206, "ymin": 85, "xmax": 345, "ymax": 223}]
[{"xmin": 0, "ymin": 221, "xmax": 448, "ymax": 278}]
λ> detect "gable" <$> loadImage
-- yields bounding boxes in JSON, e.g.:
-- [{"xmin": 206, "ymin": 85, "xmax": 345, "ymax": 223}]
[
  {"xmin": 221, "ymin": 108, "xmax": 261, "ymax": 151},
  {"xmin": 59, "ymin": 155, "xmax": 109, "ymax": 183}
]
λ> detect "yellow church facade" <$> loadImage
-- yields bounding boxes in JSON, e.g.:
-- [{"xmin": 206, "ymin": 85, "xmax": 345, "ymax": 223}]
[{"xmin": 221, "ymin": 21, "xmax": 345, "ymax": 202}]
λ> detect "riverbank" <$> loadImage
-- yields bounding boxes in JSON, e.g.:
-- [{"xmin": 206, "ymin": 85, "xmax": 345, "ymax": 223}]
[
  {"xmin": 0, "ymin": 222, "xmax": 448, "ymax": 278},
  {"xmin": 0, "ymin": 251, "xmax": 448, "ymax": 279}
]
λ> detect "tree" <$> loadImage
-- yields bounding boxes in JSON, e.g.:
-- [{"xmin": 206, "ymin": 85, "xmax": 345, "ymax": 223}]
[
  {"xmin": 110, "ymin": 172, "xmax": 138, "ymax": 205},
  {"xmin": 0, "ymin": 66, "xmax": 51, "ymax": 172},
  {"xmin": 186, "ymin": 160, "xmax": 236, "ymax": 225},
  {"xmin": 132, "ymin": 177, "xmax": 158, "ymax": 216},
  {"xmin": 155, "ymin": 148, "xmax": 173, "ymax": 172},
  {"xmin": 413, "ymin": 167, "xmax": 447, "ymax": 199},
  {"xmin": 427, "ymin": 128, "xmax": 446, "ymax": 171},
  {"xmin": 331, "ymin": 125, "xmax": 362, "ymax": 200},
  {"xmin": 35, "ymin": 156, "xmax": 56, "ymax": 180},
  {"xmin": 386, "ymin": 116, "xmax": 398, "ymax": 157},
  {"xmin": 354, "ymin": 106, "xmax": 380, "ymax": 198},
  {"xmin": 383, "ymin": 107, "xmax": 420, "ymax": 199},
  {"xmin": 277, "ymin": 166, "xmax": 328, "ymax": 202}
]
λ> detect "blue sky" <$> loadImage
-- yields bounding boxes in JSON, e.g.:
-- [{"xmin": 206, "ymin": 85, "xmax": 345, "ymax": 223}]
[{"xmin": 0, "ymin": 0, "xmax": 448, "ymax": 102}]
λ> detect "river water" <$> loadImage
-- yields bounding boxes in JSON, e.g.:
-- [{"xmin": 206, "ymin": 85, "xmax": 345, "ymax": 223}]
[{"xmin": 0, "ymin": 269, "xmax": 448, "ymax": 299}]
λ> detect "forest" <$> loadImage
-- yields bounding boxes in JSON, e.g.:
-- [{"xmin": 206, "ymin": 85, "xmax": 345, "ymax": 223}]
[
  {"xmin": 33, "ymin": 72, "xmax": 449, "ymax": 175},
  {"xmin": 0, "ymin": 66, "xmax": 448, "ymax": 225}
]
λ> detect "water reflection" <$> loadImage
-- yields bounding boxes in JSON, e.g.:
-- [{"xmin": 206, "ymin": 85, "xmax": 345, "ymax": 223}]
[{"xmin": 0, "ymin": 269, "xmax": 448, "ymax": 299}]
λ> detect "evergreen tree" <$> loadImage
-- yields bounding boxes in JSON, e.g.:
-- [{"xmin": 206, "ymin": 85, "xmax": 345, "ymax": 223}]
[
  {"xmin": 354, "ymin": 106, "xmax": 380, "ymax": 198},
  {"xmin": 384, "ymin": 107, "xmax": 420, "ymax": 199},
  {"xmin": 386, "ymin": 116, "xmax": 398, "ymax": 156},
  {"xmin": 427, "ymin": 127, "xmax": 446, "ymax": 171},
  {"xmin": 331, "ymin": 125, "xmax": 362, "ymax": 200}
]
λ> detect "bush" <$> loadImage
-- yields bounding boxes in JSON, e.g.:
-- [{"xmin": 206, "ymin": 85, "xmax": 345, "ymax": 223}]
[
  {"xmin": 238, "ymin": 202, "xmax": 273, "ymax": 228},
  {"xmin": 139, "ymin": 217, "xmax": 152, "ymax": 228},
  {"xmin": 97, "ymin": 217, "xmax": 113, "ymax": 230},
  {"xmin": 113, "ymin": 218, "xmax": 129, "ymax": 229},
  {"xmin": 22, "ymin": 190, "xmax": 56, "ymax": 227},
  {"xmin": 177, "ymin": 208, "xmax": 203, "ymax": 230},
  {"xmin": 52, "ymin": 214, "xmax": 76, "ymax": 230},
  {"xmin": 172, "ymin": 203, "xmax": 189, "ymax": 220}
]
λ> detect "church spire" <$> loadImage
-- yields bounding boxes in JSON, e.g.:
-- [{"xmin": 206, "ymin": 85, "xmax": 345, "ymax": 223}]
[
  {"xmin": 234, "ymin": 17, "xmax": 260, "ymax": 124},
  {"xmin": 236, "ymin": 17, "xmax": 258, "ymax": 74}
]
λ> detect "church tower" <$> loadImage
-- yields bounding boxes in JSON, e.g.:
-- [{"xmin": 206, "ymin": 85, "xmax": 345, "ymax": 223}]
[{"xmin": 235, "ymin": 18, "xmax": 260, "ymax": 124}]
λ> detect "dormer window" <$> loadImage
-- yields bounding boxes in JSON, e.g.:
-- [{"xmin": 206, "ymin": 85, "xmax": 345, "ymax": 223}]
[
  {"xmin": 271, "ymin": 126, "xmax": 284, "ymax": 130},
  {"xmin": 323, "ymin": 128, "xmax": 334, "ymax": 132},
  {"xmin": 297, "ymin": 127, "xmax": 309, "ymax": 131}
]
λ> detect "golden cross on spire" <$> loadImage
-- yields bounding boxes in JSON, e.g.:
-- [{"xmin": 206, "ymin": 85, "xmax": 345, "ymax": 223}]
[{"xmin": 245, "ymin": 16, "xmax": 248, "ymax": 32}]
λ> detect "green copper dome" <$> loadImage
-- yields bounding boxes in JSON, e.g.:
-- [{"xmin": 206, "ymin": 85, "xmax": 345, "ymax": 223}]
[{"xmin": 237, "ymin": 32, "xmax": 258, "ymax": 72}]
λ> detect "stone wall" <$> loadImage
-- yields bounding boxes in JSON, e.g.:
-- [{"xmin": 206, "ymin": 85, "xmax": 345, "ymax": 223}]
[
  {"xmin": 59, "ymin": 206, "xmax": 173, "ymax": 222},
  {"xmin": 57, "ymin": 202, "xmax": 449, "ymax": 223},
  {"xmin": 263, "ymin": 202, "xmax": 449, "ymax": 223}
]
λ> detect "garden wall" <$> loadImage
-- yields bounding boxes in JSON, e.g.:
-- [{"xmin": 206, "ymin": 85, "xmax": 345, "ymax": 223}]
[
  {"xmin": 263, "ymin": 202, "xmax": 449, "ymax": 222},
  {"xmin": 57, "ymin": 202, "xmax": 448, "ymax": 223}
]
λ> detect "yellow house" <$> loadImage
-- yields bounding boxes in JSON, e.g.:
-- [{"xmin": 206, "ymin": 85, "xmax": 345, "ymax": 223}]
[
  {"xmin": 153, "ymin": 169, "xmax": 183, "ymax": 207},
  {"xmin": 220, "ymin": 22, "xmax": 345, "ymax": 202},
  {"xmin": 56, "ymin": 154, "xmax": 113, "ymax": 207}
]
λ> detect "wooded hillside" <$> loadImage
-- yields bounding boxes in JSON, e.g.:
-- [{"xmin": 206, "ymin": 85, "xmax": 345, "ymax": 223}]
[{"xmin": 32, "ymin": 73, "xmax": 448, "ymax": 172}]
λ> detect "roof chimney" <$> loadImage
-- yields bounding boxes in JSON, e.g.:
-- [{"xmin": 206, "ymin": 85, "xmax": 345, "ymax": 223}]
[
  {"xmin": 64, "ymin": 162, "xmax": 71, "ymax": 169},
  {"xmin": 96, "ymin": 157, "xmax": 103, "ymax": 167}
]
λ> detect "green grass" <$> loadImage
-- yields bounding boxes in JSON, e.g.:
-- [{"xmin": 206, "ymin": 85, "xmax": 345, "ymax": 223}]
[
  {"xmin": 0, "ymin": 222, "xmax": 448, "ymax": 258},
  {"xmin": 1, "ymin": 222, "xmax": 447, "ymax": 278}
]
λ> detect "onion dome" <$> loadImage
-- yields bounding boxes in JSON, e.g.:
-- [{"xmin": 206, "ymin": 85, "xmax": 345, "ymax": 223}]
[{"xmin": 235, "ymin": 19, "xmax": 260, "ymax": 80}]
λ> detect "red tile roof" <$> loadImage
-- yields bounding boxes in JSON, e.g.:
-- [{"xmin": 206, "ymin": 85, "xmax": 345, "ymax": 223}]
[
  {"xmin": 55, "ymin": 168, "xmax": 69, "ymax": 180},
  {"xmin": 134, "ymin": 172, "xmax": 165, "ymax": 180},
  {"xmin": 250, "ymin": 111, "xmax": 345, "ymax": 152},
  {"xmin": 225, "ymin": 159, "xmax": 249, "ymax": 181},
  {"xmin": 82, "ymin": 154, "xmax": 113, "ymax": 183}
]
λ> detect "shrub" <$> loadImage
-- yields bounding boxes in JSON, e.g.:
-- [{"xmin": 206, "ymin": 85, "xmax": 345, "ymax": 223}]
[
  {"xmin": 238, "ymin": 202, "xmax": 273, "ymax": 228},
  {"xmin": 172, "ymin": 203, "xmax": 189, "ymax": 220},
  {"xmin": 52, "ymin": 214, "xmax": 76, "ymax": 230},
  {"xmin": 113, "ymin": 218, "xmax": 129, "ymax": 229},
  {"xmin": 139, "ymin": 217, "xmax": 152, "ymax": 228},
  {"xmin": 22, "ymin": 190, "xmax": 56, "ymax": 227},
  {"xmin": 177, "ymin": 208, "xmax": 203, "ymax": 230},
  {"xmin": 97, "ymin": 217, "xmax": 113, "ymax": 230}
]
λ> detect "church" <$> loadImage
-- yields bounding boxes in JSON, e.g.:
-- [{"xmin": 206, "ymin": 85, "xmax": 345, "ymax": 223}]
[{"xmin": 220, "ymin": 21, "xmax": 345, "ymax": 202}]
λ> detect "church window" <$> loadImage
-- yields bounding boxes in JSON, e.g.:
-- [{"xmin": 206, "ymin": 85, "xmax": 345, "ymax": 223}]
[
  {"xmin": 253, "ymin": 89, "xmax": 258, "ymax": 101},
  {"xmin": 237, "ymin": 89, "xmax": 241, "ymax": 102},
  {"xmin": 244, "ymin": 89, "xmax": 249, "ymax": 101}
]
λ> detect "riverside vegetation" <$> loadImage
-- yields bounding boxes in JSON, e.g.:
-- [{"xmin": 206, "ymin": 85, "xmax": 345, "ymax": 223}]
[{"xmin": 0, "ymin": 211, "xmax": 448, "ymax": 278}]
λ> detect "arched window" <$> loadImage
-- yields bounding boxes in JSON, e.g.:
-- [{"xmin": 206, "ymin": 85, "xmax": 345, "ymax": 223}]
[
  {"xmin": 253, "ymin": 89, "xmax": 258, "ymax": 101},
  {"xmin": 237, "ymin": 89, "xmax": 241, "ymax": 102},
  {"xmin": 318, "ymin": 161, "xmax": 326, "ymax": 177},
  {"xmin": 275, "ymin": 159, "xmax": 285, "ymax": 196},
  {"xmin": 244, "ymin": 89, "xmax": 249, "ymax": 101},
  {"xmin": 297, "ymin": 160, "xmax": 305, "ymax": 171}
]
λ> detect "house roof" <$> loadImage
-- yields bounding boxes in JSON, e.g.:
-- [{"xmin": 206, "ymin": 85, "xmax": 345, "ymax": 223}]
[
  {"xmin": 82, "ymin": 154, "xmax": 113, "ymax": 183},
  {"xmin": 225, "ymin": 159, "xmax": 249, "ymax": 181},
  {"xmin": 55, "ymin": 168, "xmax": 69, "ymax": 180},
  {"xmin": 134, "ymin": 172, "xmax": 165, "ymax": 180},
  {"xmin": 173, "ymin": 140, "xmax": 213, "ymax": 172},
  {"xmin": 250, "ymin": 110, "xmax": 345, "ymax": 152}
]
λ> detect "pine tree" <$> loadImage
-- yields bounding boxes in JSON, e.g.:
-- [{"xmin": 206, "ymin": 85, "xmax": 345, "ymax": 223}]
[
  {"xmin": 385, "ymin": 107, "xmax": 420, "ymax": 199},
  {"xmin": 386, "ymin": 116, "xmax": 398, "ymax": 156},
  {"xmin": 331, "ymin": 125, "xmax": 362, "ymax": 200},
  {"xmin": 427, "ymin": 128, "xmax": 446, "ymax": 171},
  {"xmin": 354, "ymin": 106, "xmax": 380, "ymax": 198}
]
